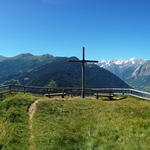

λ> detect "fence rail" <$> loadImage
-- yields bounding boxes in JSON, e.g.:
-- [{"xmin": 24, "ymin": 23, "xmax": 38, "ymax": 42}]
[{"xmin": 1, "ymin": 84, "xmax": 150, "ymax": 100}]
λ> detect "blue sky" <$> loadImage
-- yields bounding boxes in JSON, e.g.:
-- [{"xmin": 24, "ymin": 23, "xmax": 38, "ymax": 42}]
[{"xmin": 0, "ymin": 0, "xmax": 150, "ymax": 60}]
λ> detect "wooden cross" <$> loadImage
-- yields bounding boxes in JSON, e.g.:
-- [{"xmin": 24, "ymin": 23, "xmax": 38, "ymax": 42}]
[{"xmin": 68, "ymin": 47, "xmax": 98, "ymax": 98}]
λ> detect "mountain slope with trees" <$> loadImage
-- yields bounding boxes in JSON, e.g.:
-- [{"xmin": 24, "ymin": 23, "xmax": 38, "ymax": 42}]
[
  {"xmin": 0, "ymin": 53, "xmax": 54, "ymax": 79},
  {"xmin": 0, "ymin": 54, "xmax": 130, "ymax": 88}
]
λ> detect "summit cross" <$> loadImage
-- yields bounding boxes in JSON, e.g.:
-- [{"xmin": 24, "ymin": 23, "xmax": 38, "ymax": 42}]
[{"xmin": 68, "ymin": 47, "xmax": 98, "ymax": 98}]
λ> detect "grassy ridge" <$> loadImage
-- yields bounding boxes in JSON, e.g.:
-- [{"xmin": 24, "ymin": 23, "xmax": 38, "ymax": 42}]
[
  {"xmin": 0, "ymin": 93, "xmax": 36, "ymax": 150},
  {"xmin": 33, "ymin": 96, "xmax": 150, "ymax": 150}
]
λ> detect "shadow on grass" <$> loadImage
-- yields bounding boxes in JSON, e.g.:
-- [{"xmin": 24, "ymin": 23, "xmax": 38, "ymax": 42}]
[{"xmin": 102, "ymin": 95, "xmax": 128, "ymax": 101}]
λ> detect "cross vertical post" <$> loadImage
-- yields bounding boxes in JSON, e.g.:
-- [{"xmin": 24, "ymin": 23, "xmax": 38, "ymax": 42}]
[
  {"xmin": 68, "ymin": 47, "xmax": 98, "ymax": 98},
  {"xmin": 82, "ymin": 47, "xmax": 85, "ymax": 98}
]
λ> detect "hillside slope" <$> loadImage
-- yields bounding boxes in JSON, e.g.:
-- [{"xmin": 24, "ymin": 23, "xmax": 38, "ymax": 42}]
[
  {"xmin": 5, "ymin": 57, "xmax": 129, "ymax": 88},
  {"xmin": 0, "ymin": 53, "xmax": 54, "ymax": 80},
  {"xmin": 0, "ymin": 54, "xmax": 130, "ymax": 88}
]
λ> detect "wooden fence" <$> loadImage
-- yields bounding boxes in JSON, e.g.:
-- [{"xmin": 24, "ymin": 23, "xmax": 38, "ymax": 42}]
[{"xmin": 0, "ymin": 84, "xmax": 150, "ymax": 100}]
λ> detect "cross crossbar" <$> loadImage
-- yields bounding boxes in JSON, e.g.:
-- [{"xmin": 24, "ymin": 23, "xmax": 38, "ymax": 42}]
[{"xmin": 68, "ymin": 60, "xmax": 98, "ymax": 63}]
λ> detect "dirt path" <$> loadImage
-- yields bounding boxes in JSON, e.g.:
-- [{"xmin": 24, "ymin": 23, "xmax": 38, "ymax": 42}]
[
  {"xmin": 28, "ymin": 99, "xmax": 42, "ymax": 150},
  {"xmin": 28, "ymin": 97, "xmax": 65, "ymax": 150},
  {"xmin": 28, "ymin": 97, "xmax": 75, "ymax": 150},
  {"xmin": 29, "ymin": 99, "xmax": 41, "ymax": 122}
]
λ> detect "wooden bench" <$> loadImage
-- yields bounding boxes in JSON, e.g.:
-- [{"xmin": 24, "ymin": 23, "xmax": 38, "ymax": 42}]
[
  {"xmin": 44, "ymin": 93, "xmax": 67, "ymax": 98},
  {"xmin": 94, "ymin": 92, "xmax": 114, "ymax": 100}
]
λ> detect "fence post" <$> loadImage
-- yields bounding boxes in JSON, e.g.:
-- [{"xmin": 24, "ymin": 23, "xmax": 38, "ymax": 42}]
[
  {"xmin": 62, "ymin": 89, "xmax": 65, "ymax": 98},
  {"xmin": 48, "ymin": 88, "xmax": 51, "ymax": 98},
  {"xmin": 8, "ymin": 85, "xmax": 11, "ymax": 93},
  {"xmin": 23, "ymin": 86, "xmax": 26, "ymax": 94},
  {"xmin": 46, "ymin": 88, "xmax": 49, "ymax": 94},
  {"xmin": 70, "ymin": 89, "xmax": 73, "ymax": 97},
  {"xmin": 96, "ymin": 92, "xmax": 99, "ymax": 100}
]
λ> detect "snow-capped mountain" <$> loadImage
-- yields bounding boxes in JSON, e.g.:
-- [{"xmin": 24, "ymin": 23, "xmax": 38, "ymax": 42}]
[
  {"xmin": 99, "ymin": 58, "xmax": 146, "ymax": 69},
  {"xmin": 98, "ymin": 58, "xmax": 147, "ymax": 79},
  {"xmin": 98, "ymin": 59, "xmax": 150, "ymax": 92}
]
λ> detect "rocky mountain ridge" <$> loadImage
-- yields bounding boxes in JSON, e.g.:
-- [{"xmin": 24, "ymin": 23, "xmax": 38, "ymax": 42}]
[
  {"xmin": 98, "ymin": 59, "xmax": 150, "ymax": 92},
  {"xmin": 0, "ymin": 55, "xmax": 7, "ymax": 62}
]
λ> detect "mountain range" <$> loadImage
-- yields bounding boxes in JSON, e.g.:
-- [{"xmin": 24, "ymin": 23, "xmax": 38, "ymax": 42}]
[
  {"xmin": 0, "ymin": 54, "xmax": 129, "ymax": 88},
  {"xmin": 98, "ymin": 59, "xmax": 150, "ymax": 92}
]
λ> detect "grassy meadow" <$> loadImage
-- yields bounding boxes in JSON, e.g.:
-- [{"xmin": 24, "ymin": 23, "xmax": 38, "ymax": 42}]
[
  {"xmin": 0, "ymin": 93, "xmax": 150, "ymax": 150},
  {"xmin": 0, "ymin": 93, "xmax": 36, "ymax": 150},
  {"xmin": 32, "ymin": 96, "xmax": 150, "ymax": 150}
]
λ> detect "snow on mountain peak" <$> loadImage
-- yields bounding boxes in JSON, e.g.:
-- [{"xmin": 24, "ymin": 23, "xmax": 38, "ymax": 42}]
[
  {"xmin": 98, "ymin": 58, "xmax": 146, "ymax": 68},
  {"xmin": 100, "ymin": 59, "xmax": 107, "ymax": 63},
  {"xmin": 114, "ymin": 59, "xmax": 125, "ymax": 65},
  {"xmin": 129, "ymin": 58, "xmax": 136, "ymax": 64}
]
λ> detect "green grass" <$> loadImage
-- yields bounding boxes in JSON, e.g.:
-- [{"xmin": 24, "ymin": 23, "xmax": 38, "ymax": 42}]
[
  {"xmin": 1, "ymin": 93, "xmax": 150, "ymax": 150},
  {"xmin": 33, "ymin": 96, "xmax": 150, "ymax": 150},
  {"xmin": 0, "ymin": 93, "xmax": 36, "ymax": 150}
]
